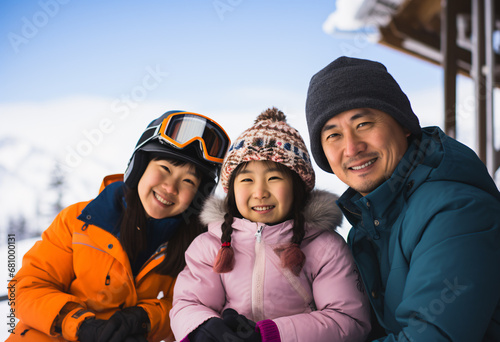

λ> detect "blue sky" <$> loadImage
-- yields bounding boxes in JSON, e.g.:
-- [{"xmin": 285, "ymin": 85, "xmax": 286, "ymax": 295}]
[
  {"xmin": 3, "ymin": 1, "xmax": 334, "ymax": 102},
  {"xmin": 0, "ymin": 0, "xmax": 485, "ymax": 236},
  {"xmin": 1, "ymin": 0, "xmax": 443, "ymax": 104}
]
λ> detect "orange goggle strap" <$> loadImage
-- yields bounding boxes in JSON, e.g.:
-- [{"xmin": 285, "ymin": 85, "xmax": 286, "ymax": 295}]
[
  {"xmin": 61, "ymin": 307, "xmax": 95, "ymax": 341},
  {"xmin": 157, "ymin": 112, "xmax": 230, "ymax": 164}
]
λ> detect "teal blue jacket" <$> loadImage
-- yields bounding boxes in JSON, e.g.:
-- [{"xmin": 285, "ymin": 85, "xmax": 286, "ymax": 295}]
[{"xmin": 338, "ymin": 127, "xmax": 500, "ymax": 341}]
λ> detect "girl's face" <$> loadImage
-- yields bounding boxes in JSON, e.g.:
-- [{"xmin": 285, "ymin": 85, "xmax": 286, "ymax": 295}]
[
  {"xmin": 233, "ymin": 160, "xmax": 293, "ymax": 225},
  {"xmin": 138, "ymin": 159, "xmax": 201, "ymax": 219}
]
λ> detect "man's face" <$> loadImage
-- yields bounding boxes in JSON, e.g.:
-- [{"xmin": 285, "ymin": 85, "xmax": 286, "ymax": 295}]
[{"xmin": 321, "ymin": 108, "xmax": 410, "ymax": 196}]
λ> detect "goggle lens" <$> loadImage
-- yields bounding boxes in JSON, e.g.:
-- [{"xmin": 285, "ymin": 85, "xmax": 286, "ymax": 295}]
[{"xmin": 159, "ymin": 112, "xmax": 230, "ymax": 163}]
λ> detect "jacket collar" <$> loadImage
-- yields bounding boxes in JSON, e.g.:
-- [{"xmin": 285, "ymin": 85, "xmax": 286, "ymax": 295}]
[
  {"xmin": 78, "ymin": 181, "xmax": 125, "ymax": 234},
  {"xmin": 338, "ymin": 130, "xmax": 429, "ymax": 236}
]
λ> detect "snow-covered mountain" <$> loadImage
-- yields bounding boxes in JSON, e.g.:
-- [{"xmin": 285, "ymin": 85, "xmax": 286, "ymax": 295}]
[
  {"xmin": 0, "ymin": 135, "xmax": 63, "ymax": 238},
  {"xmin": 0, "ymin": 133, "xmax": 118, "ymax": 241}
]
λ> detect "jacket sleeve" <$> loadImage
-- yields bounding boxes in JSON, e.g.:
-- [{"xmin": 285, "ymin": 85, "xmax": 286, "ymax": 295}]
[
  {"xmin": 375, "ymin": 188, "xmax": 500, "ymax": 341},
  {"xmin": 11, "ymin": 203, "xmax": 89, "ymax": 337},
  {"xmin": 169, "ymin": 233, "xmax": 226, "ymax": 340},
  {"xmin": 273, "ymin": 232, "xmax": 371, "ymax": 342}
]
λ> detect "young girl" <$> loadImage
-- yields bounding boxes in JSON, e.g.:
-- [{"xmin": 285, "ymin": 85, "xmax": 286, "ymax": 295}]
[
  {"xmin": 7, "ymin": 110, "xmax": 230, "ymax": 342},
  {"xmin": 170, "ymin": 108, "xmax": 371, "ymax": 342}
]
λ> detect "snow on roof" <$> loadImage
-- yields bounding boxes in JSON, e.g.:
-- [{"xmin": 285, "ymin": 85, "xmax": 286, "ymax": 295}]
[{"xmin": 323, "ymin": 0, "xmax": 405, "ymax": 37}]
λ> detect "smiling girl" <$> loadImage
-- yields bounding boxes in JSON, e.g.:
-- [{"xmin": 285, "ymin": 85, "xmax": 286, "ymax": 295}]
[
  {"xmin": 170, "ymin": 108, "xmax": 371, "ymax": 342},
  {"xmin": 7, "ymin": 111, "xmax": 230, "ymax": 342}
]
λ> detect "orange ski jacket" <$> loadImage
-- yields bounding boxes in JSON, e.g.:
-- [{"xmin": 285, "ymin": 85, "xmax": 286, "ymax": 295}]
[{"xmin": 7, "ymin": 175, "xmax": 176, "ymax": 342}]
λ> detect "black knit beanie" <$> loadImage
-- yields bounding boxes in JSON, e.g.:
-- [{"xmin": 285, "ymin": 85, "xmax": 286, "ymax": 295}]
[{"xmin": 305, "ymin": 56, "xmax": 421, "ymax": 173}]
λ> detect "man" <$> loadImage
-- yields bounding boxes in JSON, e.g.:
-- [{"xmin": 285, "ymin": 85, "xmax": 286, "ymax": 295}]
[{"xmin": 305, "ymin": 56, "xmax": 500, "ymax": 341}]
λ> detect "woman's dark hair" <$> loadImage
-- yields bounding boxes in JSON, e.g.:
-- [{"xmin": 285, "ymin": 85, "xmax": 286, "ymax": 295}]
[
  {"xmin": 120, "ymin": 154, "xmax": 208, "ymax": 277},
  {"xmin": 213, "ymin": 160, "xmax": 309, "ymax": 275}
]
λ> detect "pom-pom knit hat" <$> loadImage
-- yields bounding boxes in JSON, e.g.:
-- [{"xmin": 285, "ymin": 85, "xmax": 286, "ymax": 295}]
[
  {"xmin": 305, "ymin": 56, "xmax": 421, "ymax": 173},
  {"xmin": 221, "ymin": 107, "xmax": 315, "ymax": 192}
]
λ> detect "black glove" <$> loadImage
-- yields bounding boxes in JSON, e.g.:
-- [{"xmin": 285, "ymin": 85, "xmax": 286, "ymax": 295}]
[
  {"xmin": 188, "ymin": 317, "xmax": 244, "ymax": 342},
  {"xmin": 98, "ymin": 306, "xmax": 150, "ymax": 342},
  {"xmin": 78, "ymin": 318, "xmax": 107, "ymax": 342},
  {"xmin": 123, "ymin": 335, "xmax": 148, "ymax": 342},
  {"xmin": 222, "ymin": 309, "xmax": 262, "ymax": 342}
]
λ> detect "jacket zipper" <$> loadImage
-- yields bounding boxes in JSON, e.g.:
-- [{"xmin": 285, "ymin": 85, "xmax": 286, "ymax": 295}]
[
  {"xmin": 343, "ymin": 205, "xmax": 362, "ymax": 218},
  {"xmin": 105, "ymin": 259, "xmax": 115, "ymax": 285},
  {"xmin": 252, "ymin": 225, "xmax": 266, "ymax": 321},
  {"xmin": 255, "ymin": 226, "xmax": 263, "ymax": 243}
]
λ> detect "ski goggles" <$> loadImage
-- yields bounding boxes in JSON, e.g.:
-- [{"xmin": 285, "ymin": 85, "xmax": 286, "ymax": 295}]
[{"xmin": 135, "ymin": 111, "xmax": 231, "ymax": 164}]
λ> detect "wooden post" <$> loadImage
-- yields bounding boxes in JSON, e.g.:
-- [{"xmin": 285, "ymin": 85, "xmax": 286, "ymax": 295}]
[
  {"xmin": 485, "ymin": 0, "xmax": 499, "ymax": 177},
  {"xmin": 441, "ymin": 0, "xmax": 457, "ymax": 139},
  {"xmin": 472, "ymin": 0, "xmax": 487, "ymax": 164}
]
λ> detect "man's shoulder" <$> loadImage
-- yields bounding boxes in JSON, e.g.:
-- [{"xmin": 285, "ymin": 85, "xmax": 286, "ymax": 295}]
[
  {"xmin": 402, "ymin": 179, "xmax": 500, "ymax": 237},
  {"xmin": 410, "ymin": 178, "xmax": 498, "ymax": 206}
]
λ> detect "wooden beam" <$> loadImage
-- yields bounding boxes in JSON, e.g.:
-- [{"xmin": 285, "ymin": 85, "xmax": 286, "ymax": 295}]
[
  {"xmin": 392, "ymin": 17, "xmax": 441, "ymax": 49},
  {"xmin": 379, "ymin": 19, "xmax": 473, "ymax": 75},
  {"xmin": 397, "ymin": 0, "xmax": 441, "ymax": 32}
]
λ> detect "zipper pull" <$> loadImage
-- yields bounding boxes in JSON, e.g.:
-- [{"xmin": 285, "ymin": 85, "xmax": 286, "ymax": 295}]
[{"xmin": 255, "ymin": 226, "xmax": 264, "ymax": 243}]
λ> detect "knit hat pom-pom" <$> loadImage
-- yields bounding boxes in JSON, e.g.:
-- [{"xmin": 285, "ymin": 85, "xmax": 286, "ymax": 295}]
[
  {"xmin": 275, "ymin": 243, "xmax": 306, "ymax": 276},
  {"xmin": 213, "ymin": 243, "xmax": 235, "ymax": 273},
  {"xmin": 254, "ymin": 107, "xmax": 286, "ymax": 124}
]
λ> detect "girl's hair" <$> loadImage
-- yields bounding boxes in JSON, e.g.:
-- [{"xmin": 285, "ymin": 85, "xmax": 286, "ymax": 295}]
[
  {"xmin": 120, "ymin": 154, "xmax": 207, "ymax": 277},
  {"xmin": 213, "ymin": 160, "xmax": 309, "ymax": 276}
]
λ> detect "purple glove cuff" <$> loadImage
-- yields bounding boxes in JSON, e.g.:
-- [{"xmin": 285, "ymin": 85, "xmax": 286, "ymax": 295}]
[{"xmin": 256, "ymin": 319, "xmax": 281, "ymax": 342}]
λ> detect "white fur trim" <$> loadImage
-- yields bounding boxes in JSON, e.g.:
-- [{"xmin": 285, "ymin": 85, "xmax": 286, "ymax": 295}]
[{"xmin": 200, "ymin": 190, "xmax": 342, "ymax": 231}]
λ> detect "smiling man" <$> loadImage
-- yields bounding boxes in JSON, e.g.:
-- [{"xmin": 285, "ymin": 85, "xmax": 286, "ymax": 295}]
[{"xmin": 305, "ymin": 56, "xmax": 500, "ymax": 341}]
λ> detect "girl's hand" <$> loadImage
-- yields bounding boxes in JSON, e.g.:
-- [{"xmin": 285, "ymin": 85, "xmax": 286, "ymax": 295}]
[
  {"xmin": 188, "ymin": 317, "xmax": 242, "ymax": 342},
  {"xmin": 222, "ymin": 309, "xmax": 262, "ymax": 342}
]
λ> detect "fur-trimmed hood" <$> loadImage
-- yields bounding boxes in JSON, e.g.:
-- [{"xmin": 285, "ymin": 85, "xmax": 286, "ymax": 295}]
[{"xmin": 200, "ymin": 189, "xmax": 342, "ymax": 233}]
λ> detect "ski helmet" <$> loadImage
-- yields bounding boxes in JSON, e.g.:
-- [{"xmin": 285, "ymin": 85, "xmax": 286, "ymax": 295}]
[{"xmin": 124, "ymin": 110, "xmax": 231, "ymax": 193}]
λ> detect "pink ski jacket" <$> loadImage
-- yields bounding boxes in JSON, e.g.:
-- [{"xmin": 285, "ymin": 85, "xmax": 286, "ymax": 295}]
[{"xmin": 170, "ymin": 190, "xmax": 371, "ymax": 342}]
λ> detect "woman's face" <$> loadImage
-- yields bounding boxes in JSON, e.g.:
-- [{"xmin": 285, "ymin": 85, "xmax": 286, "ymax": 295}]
[{"xmin": 138, "ymin": 159, "xmax": 201, "ymax": 219}]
